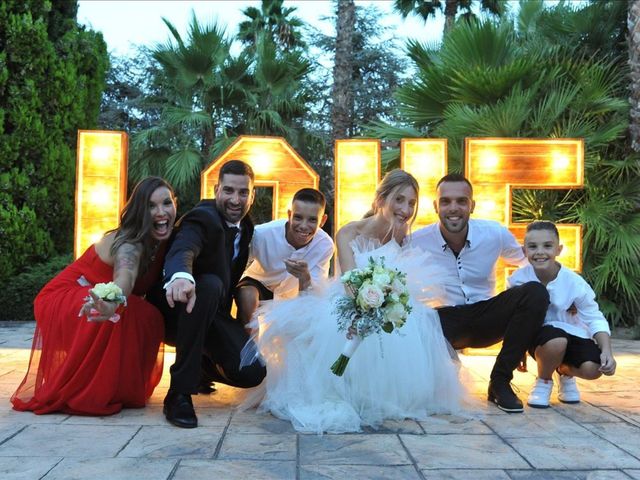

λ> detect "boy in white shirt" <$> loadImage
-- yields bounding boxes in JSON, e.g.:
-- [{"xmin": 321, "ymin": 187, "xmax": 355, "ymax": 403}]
[
  {"xmin": 236, "ymin": 188, "xmax": 334, "ymax": 326},
  {"xmin": 508, "ymin": 220, "xmax": 616, "ymax": 408}
]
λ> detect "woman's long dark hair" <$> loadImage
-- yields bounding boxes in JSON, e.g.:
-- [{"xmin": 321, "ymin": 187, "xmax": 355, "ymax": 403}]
[{"xmin": 108, "ymin": 176, "xmax": 175, "ymax": 273}]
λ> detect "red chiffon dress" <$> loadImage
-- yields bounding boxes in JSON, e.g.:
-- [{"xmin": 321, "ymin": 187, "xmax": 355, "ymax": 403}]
[{"xmin": 11, "ymin": 244, "xmax": 166, "ymax": 415}]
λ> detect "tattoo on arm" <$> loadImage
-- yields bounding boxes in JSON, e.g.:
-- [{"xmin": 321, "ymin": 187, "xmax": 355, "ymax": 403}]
[{"xmin": 113, "ymin": 243, "xmax": 141, "ymax": 292}]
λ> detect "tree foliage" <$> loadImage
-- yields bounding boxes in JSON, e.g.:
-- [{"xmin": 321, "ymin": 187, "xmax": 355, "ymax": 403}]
[
  {"xmin": 238, "ymin": 0, "xmax": 305, "ymax": 50},
  {"xmin": 129, "ymin": 9, "xmax": 316, "ymax": 212},
  {"xmin": 0, "ymin": 0, "xmax": 108, "ymax": 281},
  {"xmin": 372, "ymin": 0, "xmax": 639, "ymax": 325},
  {"xmin": 394, "ymin": 0, "xmax": 504, "ymax": 33}
]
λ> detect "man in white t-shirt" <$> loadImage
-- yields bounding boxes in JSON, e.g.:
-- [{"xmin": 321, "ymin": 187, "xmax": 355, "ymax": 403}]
[
  {"xmin": 236, "ymin": 188, "xmax": 334, "ymax": 326},
  {"xmin": 412, "ymin": 173, "xmax": 550, "ymax": 413}
]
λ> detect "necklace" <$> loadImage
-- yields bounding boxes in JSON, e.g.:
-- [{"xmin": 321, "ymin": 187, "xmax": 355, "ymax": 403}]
[{"xmin": 149, "ymin": 241, "xmax": 160, "ymax": 262}]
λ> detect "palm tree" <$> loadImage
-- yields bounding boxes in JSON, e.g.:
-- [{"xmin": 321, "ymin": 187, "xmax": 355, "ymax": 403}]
[
  {"xmin": 393, "ymin": 0, "xmax": 503, "ymax": 34},
  {"xmin": 215, "ymin": 33, "xmax": 313, "ymax": 150},
  {"xmin": 372, "ymin": 1, "xmax": 640, "ymax": 326},
  {"xmin": 130, "ymin": 13, "xmax": 250, "ymax": 204},
  {"xmin": 629, "ymin": 0, "xmax": 640, "ymax": 151},
  {"xmin": 238, "ymin": 0, "xmax": 305, "ymax": 50},
  {"xmin": 331, "ymin": 0, "xmax": 356, "ymax": 144}
]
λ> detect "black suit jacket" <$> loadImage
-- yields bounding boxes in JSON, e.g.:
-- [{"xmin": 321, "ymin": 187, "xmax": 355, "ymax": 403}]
[{"xmin": 163, "ymin": 200, "xmax": 254, "ymax": 314}]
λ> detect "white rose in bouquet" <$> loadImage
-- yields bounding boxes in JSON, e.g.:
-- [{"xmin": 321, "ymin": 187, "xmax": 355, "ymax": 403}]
[
  {"xmin": 390, "ymin": 277, "xmax": 407, "ymax": 296},
  {"xmin": 356, "ymin": 281, "xmax": 384, "ymax": 310},
  {"xmin": 372, "ymin": 271, "xmax": 391, "ymax": 288},
  {"xmin": 384, "ymin": 302, "xmax": 407, "ymax": 328}
]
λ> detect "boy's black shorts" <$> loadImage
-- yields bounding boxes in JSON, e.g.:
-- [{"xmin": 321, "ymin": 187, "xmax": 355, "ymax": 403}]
[
  {"xmin": 236, "ymin": 276, "xmax": 274, "ymax": 301},
  {"xmin": 529, "ymin": 325, "xmax": 602, "ymax": 368}
]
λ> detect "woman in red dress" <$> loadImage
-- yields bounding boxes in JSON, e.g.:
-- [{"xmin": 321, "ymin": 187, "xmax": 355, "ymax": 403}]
[{"xmin": 11, "ymin": 176, "xmax": 177, "ymax": 415}]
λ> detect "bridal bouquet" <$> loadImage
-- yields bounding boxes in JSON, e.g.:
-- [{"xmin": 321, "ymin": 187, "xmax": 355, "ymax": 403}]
[
  {"xmin": 83, "ymin": 281, "xmax": 127, "ymax": 323},
  {"xmin": 330, "ymin": 256, "xmax": 412, "ymax": 376}
]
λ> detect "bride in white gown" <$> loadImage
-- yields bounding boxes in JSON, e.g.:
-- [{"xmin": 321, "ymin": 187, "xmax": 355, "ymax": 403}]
[{"xmin": 245, "ymin": 170, "xmax": 465, "ymax": 433}]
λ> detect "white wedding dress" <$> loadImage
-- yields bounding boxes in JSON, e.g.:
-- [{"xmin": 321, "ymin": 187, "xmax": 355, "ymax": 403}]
[{"xmin": 245, "ymin": 236, "xmax": 465, "ymax": 433}]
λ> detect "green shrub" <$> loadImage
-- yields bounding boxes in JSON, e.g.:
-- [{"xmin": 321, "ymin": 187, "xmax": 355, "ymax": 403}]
[
  {"xmin": 0, "ymin": 254, "xmax": 72, "ymax": 321},
  {"xmin": 0, "ymin": 1, "xmax": 108, "ymax": 281}
]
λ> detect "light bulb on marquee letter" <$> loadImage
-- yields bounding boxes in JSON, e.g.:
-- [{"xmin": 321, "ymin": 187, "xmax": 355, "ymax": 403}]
[
  {"xmin": 334, "ymin": 139, "xmax": 381, "ymax": 232},
  {"xmin": 400, "ymin": 139, "xmax": 448, "ymax": 228},
  {"xmin": 334, "ymin": 138, "xmax": 449, "ymax": 233},
  {"xmin": 201, "ymin": 136, "xmax": 318, "ymax": 220},
  {"xmin": 465, "ymin": 137, "xmax": 584, "ymax": 291},
  {"xmin": 75, "ymin": 130, "xmax": 128, "ymax": 259}
]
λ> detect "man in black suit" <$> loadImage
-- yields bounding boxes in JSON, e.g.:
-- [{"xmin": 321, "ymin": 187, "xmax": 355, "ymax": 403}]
[{"xmin": 156, "ymin": 160, "xmax": 266, "ymax": 428}]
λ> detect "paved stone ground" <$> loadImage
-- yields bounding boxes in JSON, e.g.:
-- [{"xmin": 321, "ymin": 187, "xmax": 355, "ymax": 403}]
[{"xmin": 1, "ymin": 321, "xmax": 639, "ymax": 480}]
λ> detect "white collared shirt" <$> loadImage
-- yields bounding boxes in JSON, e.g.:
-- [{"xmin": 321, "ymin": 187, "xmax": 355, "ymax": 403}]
[
  {"xmin": 411, "ymin": 219, "xmax": 527, "ymax": 306},
  {"xmin": 508, "ymin": 264, "xmax": 610, "ymax": 339},
  {"xmin": 243, "ymin": 219, "xmax": 334, "ymax": 299}
]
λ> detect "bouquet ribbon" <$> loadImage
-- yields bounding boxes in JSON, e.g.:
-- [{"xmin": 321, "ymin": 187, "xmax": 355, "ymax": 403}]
[{"xmin": 330, "ymin": 335, "xmax": 362, "ymax": 376}]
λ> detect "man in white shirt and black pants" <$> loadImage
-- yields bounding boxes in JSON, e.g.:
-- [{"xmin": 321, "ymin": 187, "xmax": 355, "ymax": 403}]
[{"xmin": 413, "ymin": 173, "xmax": 549, "ymax": 413}]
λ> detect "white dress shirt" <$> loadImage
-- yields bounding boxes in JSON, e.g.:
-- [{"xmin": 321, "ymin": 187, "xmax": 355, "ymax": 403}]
[
  {"xmin": 243, "ymin": 219, "xmax": 334, "ymax": 299},
  {"xmin": 508, "ymin": 264, "xmax": 610, "ymax": 339},
  {"xmin": 411, "ymin": 219, "xmax": 527, "ymax": 306}
]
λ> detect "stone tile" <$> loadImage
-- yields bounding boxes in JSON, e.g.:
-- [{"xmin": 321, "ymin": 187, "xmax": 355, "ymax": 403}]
[
  {"xmin": 117, "ymin": 425, "xmax": 223, "ymax": 458},
  {"xmin": 554, "ymin": 402, "xmax": 623, "ymax": 424},
  {"xmin": 582, "ymin": 392, "xmax": 640, "ymax": 409},
  {"xmin": 299, "ymin": 434, "xmax": 411, "ymax": 465},
  {"xmin": 508, "ymin": 471, "xmax": 633, "ymax": 480},
  {"xmin": 400, "ymin": 434, "xmax": 529, "ymax": 469},
  {"xmin": 482, "ymin": 409, "xmax": 589, "ymax": 438},
  {"xmin": 192, "ymin": 385, "xmax": 250, "ymax": 408},
  {"xmin": 175, "ymin": 459, "xmax": 296, "ymax": 480},
  {"xmin": 603, "ymin": 407, "xmax": 640, "ymax": 427},
  {"xmin": 227, "ymin": 410, "xmax": 297, "ymax": 434},
  {"xmin": 61, "ymin": 406, "xmax": 167, "ymax": 426},
  {"xmin": 42, "ymin": 457, "xmax": 177, "ymax": 480},
  {"xmin": 418, "ymin": 415, "xmax": 492, "ymax": 434},
  {"xmin": 363, "ymin": 419, "xmax": 423, "ymax": 434},
  {"xmin": 581, "ymin": 422, "xmax": 640, "ymax": 458},
  {"xmin": 0, "ymin": 324, "xmax": 639, "ymax": 479},
  {"xmin": 300, "ymin": 464, "xmax": 422, "ymax": 479},
  {"xmin": 59, "ymin": 405, "xmax": 230, "ymax": 428},
  {"xmin": 219, "ymin": 433, "xmax": 296, "ymax": 461},
  {"xmin": 0, "ymin": 423, "xmax": 25, "ymax": 443},
  {"xmin": 0, "ymin": 424, "xmax": 137, "ymax": 458},
  {"xmin": 0, "ymin": 408, "xmax": 70, "ymax": 424},
  {"xmin": 422, "ymin": 470, "xmax": 511, "ymax": 479},
  {"xmin": 0, "ymin": 456, "xmax": 62, "ymax": 480},
  {"xmin": 508, "ymin": 435, "xmax": 640, "ymax": 469}
]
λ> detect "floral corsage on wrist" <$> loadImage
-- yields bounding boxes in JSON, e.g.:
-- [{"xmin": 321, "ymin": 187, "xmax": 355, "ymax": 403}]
[{"xmin": 82, "ymin": 282, "xmax": 127, "ymax": 323}]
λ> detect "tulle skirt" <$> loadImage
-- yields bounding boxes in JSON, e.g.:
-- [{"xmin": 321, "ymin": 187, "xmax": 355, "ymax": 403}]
[{"xmin": 247, "ymin": 280, "xmax": 465, "ymax": 433}]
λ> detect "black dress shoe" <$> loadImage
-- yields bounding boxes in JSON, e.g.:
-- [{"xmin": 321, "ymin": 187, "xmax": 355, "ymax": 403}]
[
  {"xmin": 163, "ymin": 391, "xmax": 198, "ymax": 428},
  {"xmin": 488, "ymin": 381, "xmax": 524, "ymax": 413}
]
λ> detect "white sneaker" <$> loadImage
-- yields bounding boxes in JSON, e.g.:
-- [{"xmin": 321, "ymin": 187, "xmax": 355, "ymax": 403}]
[
  {"xmin": 556, "ymin": 373, "xmax": 581, "ymax": 403},
  {"xmin": 527, "ymin": 377, "xmax": 553, "ymax": 408}
]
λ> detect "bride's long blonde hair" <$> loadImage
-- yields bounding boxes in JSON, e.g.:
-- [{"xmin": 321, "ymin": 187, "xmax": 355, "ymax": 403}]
[{"xmin": 364, "ymin": 169, "xmax": 419, "ymax": 239}]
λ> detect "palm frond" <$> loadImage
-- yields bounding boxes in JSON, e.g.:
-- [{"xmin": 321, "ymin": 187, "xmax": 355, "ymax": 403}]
[{"xmin": 164, "ymin": 148, "xmax": 205, "ymax": 191}]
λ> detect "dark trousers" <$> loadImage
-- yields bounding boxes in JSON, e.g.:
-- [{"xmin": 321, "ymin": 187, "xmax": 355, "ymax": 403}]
[
  {"xmin": 147, "ymin": 274, "xmax": 266, "ymax": 394},
  {"xmin": 437, "ymin": 281, "xmax": 549, "ymax": 383}
]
